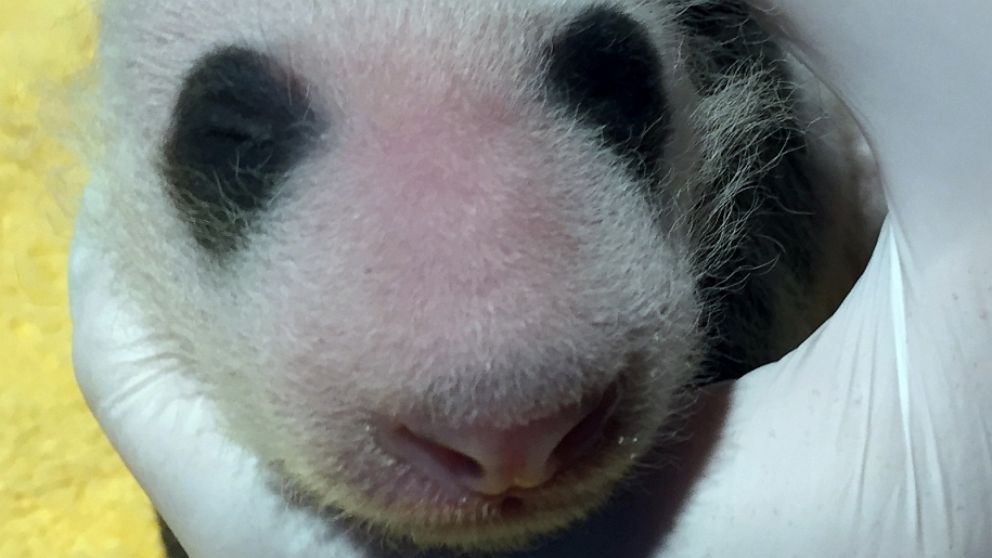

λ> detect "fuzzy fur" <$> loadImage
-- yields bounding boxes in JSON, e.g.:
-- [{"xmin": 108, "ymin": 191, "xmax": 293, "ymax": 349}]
[{"xmin": 78, "ymin": 0, "xmax": 877, "ymax": 553}]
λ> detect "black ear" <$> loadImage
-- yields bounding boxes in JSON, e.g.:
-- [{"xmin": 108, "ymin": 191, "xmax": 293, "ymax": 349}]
[
  {"xmin": 162, "ymin": 46, "xmax": 321, "ymax": 253},
  {"xmin": 545, "ymin": 7, "xmax": 669, "ymax": 175}
]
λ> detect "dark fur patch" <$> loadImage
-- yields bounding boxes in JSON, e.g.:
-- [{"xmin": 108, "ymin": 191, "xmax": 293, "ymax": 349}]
[
  {"xmin": 162, "ymin": 46, "xmax": 321, "ymax": 254},
  {"xmin": 677, "ymin": 1, "xmax": 819, "ymax": 381},
  {"xmin": 544, "ymin": 6, "xmax": 670, "ymax": 177}
]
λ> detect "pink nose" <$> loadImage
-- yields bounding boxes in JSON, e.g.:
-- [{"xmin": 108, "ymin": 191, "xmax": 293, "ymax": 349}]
[{"xmin": 383, "ymin": 390, "xmax": 617, "ymax": 496}]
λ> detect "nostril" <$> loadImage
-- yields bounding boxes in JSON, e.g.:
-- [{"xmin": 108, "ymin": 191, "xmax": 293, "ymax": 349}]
[
  {"xmin": 381, "ymin": 383, "xmax": 621, "ymax": 497},
  {"xmin": 391, "ymin": 425, "xmax": 485, "ymax": 483},
  {"xmin": 552, "ymin": 384, "xmax": 620, "ymax": 465}
]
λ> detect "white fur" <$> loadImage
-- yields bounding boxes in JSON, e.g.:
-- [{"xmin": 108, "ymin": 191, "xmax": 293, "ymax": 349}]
[{"xmin": 80, "ymin": 0, "xmax": 877, "ymax": 551}]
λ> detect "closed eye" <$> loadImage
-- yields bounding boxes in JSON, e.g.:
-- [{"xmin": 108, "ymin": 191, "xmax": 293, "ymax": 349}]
[
  {"xmin": 545, "ymin": 7, "xmax": 669, "ymax": 176},
  {"xmin": 162, "ymin": 45, "xmax": 323, "ymax": 253}
]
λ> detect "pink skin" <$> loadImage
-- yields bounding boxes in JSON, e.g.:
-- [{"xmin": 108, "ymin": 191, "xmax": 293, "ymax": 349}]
[
  {"xmin": 94, "ymin": 0, "xmax": 700, "ymax": 547},
  {"xmin": 213, "ymin": 53, "xmax": 693, "ymax": 538}
]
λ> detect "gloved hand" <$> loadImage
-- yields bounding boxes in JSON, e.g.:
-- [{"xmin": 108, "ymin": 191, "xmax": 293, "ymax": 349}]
[
  {"xmin": 655, "ymin": 2, "xmax": 992, "ymax": 556},
  {"xmin": 70, "ymin": 1, "xmax": 992, "ymax": 557}
]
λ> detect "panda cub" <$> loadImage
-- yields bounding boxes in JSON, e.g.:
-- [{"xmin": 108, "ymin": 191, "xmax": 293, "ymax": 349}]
[{"xmin": 81, "ymin": 0, "xmax": 877, "ymax": 554}]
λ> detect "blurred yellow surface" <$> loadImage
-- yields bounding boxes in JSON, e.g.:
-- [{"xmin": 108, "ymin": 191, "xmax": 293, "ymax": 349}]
[{"xmin": 0, "ymin": 1, "xmax": 164, "ymax": 556}]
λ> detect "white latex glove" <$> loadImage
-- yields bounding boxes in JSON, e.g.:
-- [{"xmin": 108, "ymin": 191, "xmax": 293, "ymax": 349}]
[{"xmin": 70, "ymin": 1, "xmax": 992, "ymax": 557}]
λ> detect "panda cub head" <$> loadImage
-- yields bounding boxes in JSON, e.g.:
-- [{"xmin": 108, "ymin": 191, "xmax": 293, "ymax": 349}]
[{"xmin": 85, "ymin": 0, "xmax": 820, "ymax": 551}]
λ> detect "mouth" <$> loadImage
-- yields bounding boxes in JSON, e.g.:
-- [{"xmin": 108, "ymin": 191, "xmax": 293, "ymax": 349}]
[
  {"xmin": 349, "ymin": 377, "xmax": 652, "ymax": 551},
  {"xmin": 267, "ymin": 355, "xmax": 668, "ymax": 552}
]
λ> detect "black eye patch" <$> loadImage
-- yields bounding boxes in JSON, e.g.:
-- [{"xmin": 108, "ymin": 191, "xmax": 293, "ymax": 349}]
[
  {"xmin": 162, "ymin": 46, "xmax": 321, "ymax": 254},
  {"xmin": 545, "ymin": 7, "xmax": 669, "ymax": 176}
]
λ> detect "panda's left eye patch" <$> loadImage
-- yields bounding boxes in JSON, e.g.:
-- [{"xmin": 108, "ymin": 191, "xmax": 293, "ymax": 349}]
[{"xmin": 162, "ymin": 46, "xmax": 320, "ymax": 253}]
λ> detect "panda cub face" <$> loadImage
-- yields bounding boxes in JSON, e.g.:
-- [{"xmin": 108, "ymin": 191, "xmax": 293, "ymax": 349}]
[{"xmin": 89, "ymin": 0, "xmax": 786, "ymax": 551}]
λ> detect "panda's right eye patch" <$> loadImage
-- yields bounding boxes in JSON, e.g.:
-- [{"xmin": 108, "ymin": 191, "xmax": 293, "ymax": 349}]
[{"xmin": 162, "ymin": 46, "xmax": 320, "ymax": 253}]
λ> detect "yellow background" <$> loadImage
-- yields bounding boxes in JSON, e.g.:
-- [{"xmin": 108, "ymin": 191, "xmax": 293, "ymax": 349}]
[{"xmin": 0, "ymin": 2, "xmax": 164, "ymax": 556}]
